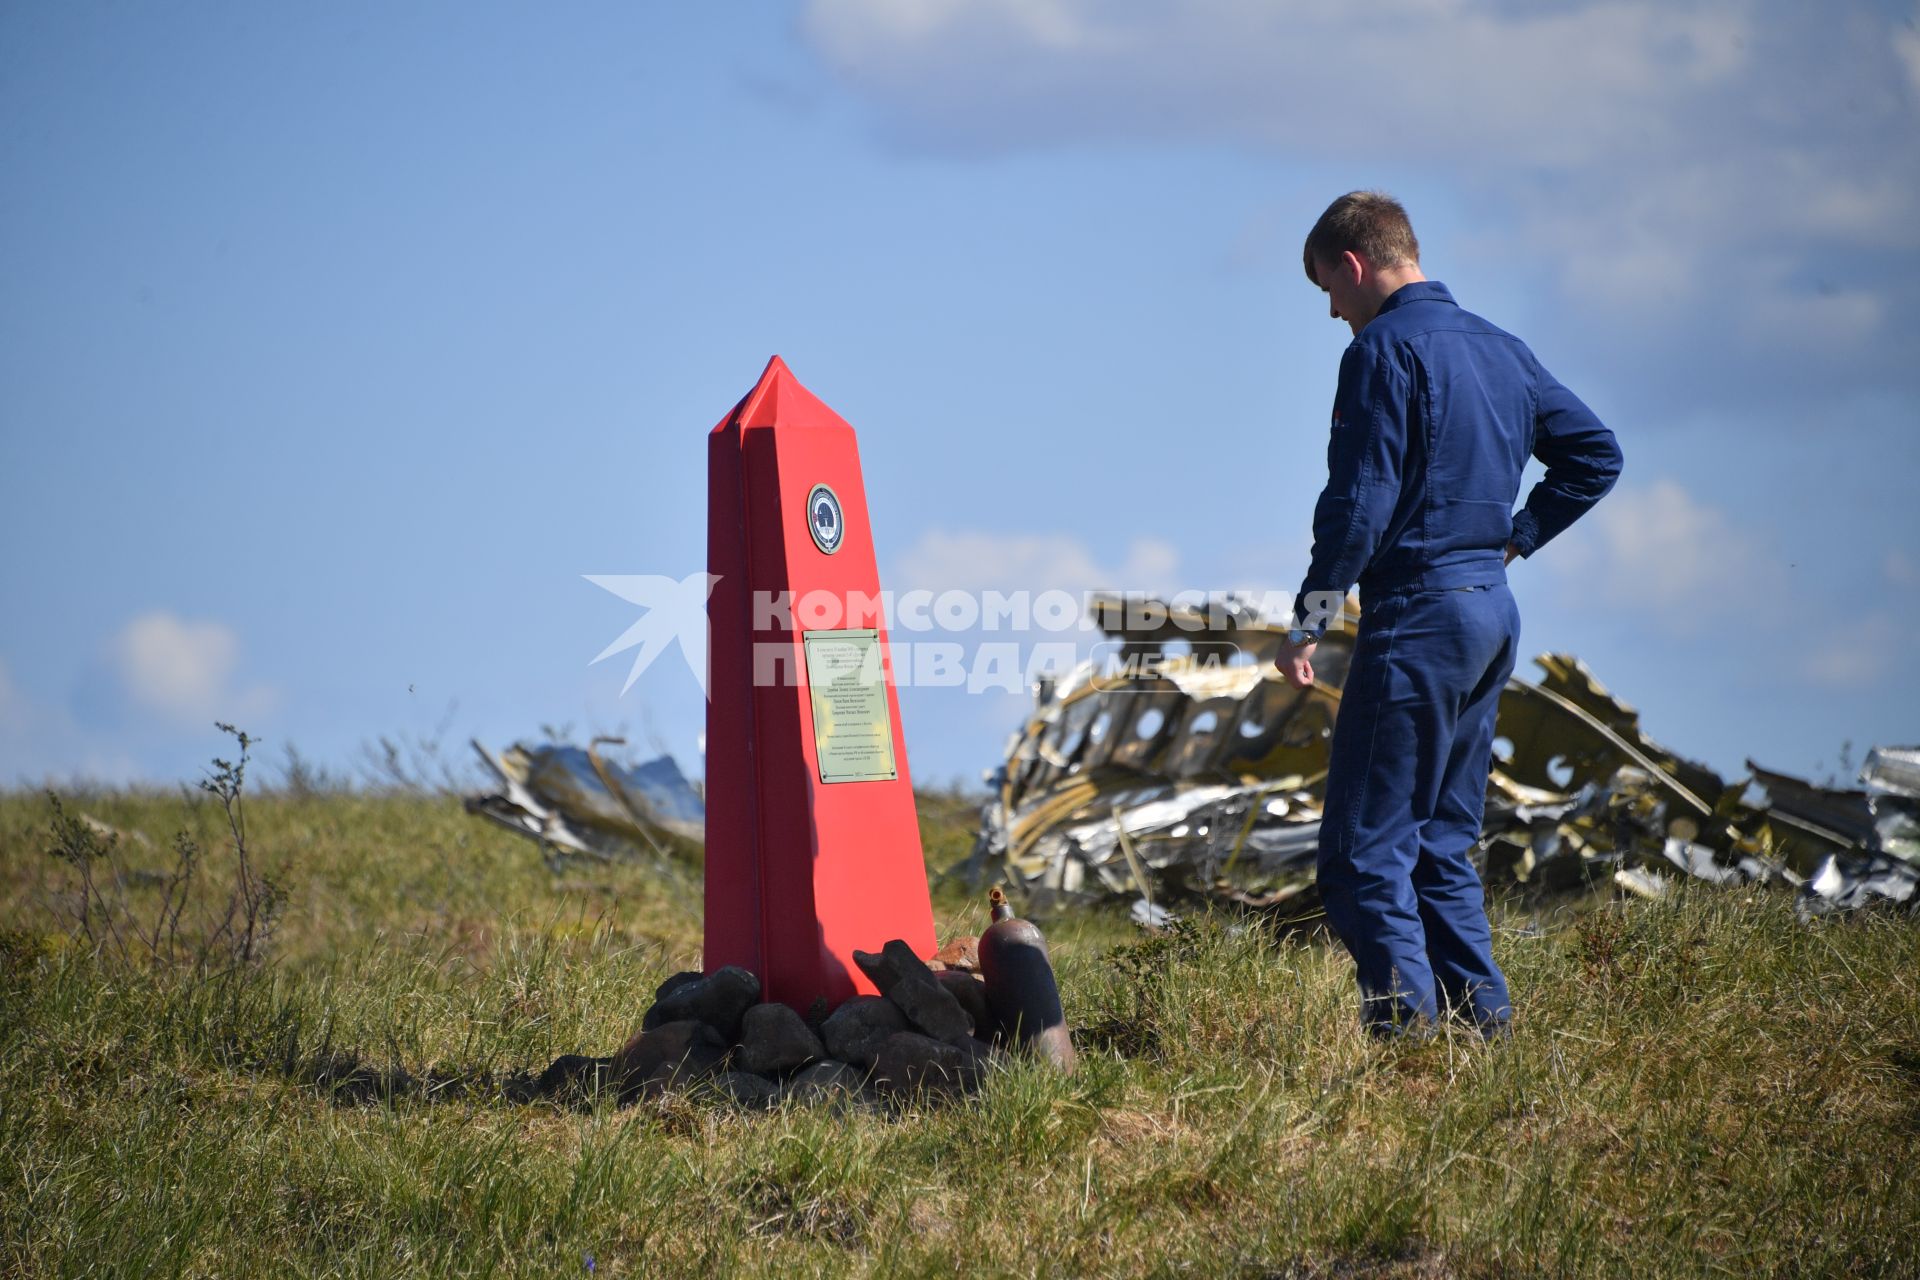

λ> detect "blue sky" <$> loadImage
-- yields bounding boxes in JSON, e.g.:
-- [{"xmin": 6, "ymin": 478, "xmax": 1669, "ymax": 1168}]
[{"xmin": 3, "ymin": 1, "xmax": 1916, "ymax": 792}]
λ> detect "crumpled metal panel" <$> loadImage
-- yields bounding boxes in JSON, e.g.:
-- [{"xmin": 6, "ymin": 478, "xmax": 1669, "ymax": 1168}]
[
  {"xmin": 1861, "ymin": 745, "xmax": 1920, "ymax": 799},
  {"xmin": 1796, "ymin": 853, "xmax": 1917, "ymax": 918},
  {"xmin": 970, "ymin": 593, "xmax": 1916, "ymax": 922},
  {"xmin": 465, "ymin": 737, "xmax": 703, "ymax": 864},
  {"xmin": 1860, "ymin": 745, "xmax": 1920, "ymax": 863},
  {"xmin": 967, "ymin": 594, "xmax": 1351, "ymax": 916},
  {"xmin": 1744, "ymin": 762, "xmax": 1876, "ymax": 856}
]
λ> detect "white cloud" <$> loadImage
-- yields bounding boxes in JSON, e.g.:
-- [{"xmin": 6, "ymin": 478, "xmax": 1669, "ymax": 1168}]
[
  {"xmin": 822, "ymin": 0, "xmax": 1095, "ymax": 53},
  {"xmin": 109, "ymin": 612, "xmax": 276, "ymax": 726},
  {"xmin": 1735, "ymin": 278, "xmax": 1886, "ymax": 351},
  {"xmin": 1545, "ymin": 479, "xmax": 1784, "ymax": 632},
  {"xmin": 800, "ymin": 0, "xmax": 1920, "ymax": 397},
  {"xmin": 893, "ymin": 529, "xmax": 1180, "ymax": 596},
  {"xmin": 1897, "ymin": 16, "xmax": 1920, "ymax": 102},
  {"xmin": 1807, "ymin": 611, "xmax": 1895, "ymax": 689},
  {"xmin": 803, "ymin": 0, "xmax": 1754, "ymax": 165},
  {"xmin": 0, "ymin": 656, "xmax": 146, "ymax": 785}
]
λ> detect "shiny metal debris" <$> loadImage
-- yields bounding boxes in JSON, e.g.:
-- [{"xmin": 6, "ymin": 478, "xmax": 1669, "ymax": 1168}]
[
  {"xmin": 967, "ymin": 593, "xmax": 1916, "ymax": 922},
  {"xmin": 1861, "ymin": 745, "xmax": 1920, "ymax": 861},
  {"xmin": 465, "ymin": 736, "xmax": 703, "ymax": 865}
]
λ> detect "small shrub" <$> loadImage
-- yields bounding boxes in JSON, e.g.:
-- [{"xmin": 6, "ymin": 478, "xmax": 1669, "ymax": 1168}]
[{"xmin": 41, "ymin": 723, "xmax": 283, "ymax": 973}]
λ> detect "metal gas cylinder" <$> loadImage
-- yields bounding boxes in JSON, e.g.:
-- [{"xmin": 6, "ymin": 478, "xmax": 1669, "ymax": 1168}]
[{"xmin": 977, "ymin": 887, "xmax": 1076, "ymax": 1073}]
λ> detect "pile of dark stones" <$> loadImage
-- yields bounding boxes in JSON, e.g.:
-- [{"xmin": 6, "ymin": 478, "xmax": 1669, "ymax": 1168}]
[{"xmin": 533, "ymin": 935, "xmax": 1035, "ymax": 1110}]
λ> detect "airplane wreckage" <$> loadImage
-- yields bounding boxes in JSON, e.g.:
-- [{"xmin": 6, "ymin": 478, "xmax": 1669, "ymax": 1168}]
[
  {"xmin": 965, "ymin": 595, "xmax": 1917, "ymax": 923},
  {"xmin": 462, "ymin": 598, "xmax": 1915, "ymax": 923},
  {"xmin": 465, "ymin": 737, "xmax": 704, "ymax": 869}
]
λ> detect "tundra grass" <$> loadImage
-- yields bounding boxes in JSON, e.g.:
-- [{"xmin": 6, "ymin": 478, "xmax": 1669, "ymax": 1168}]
[{"xmin": 1, "ymin": 786, "xmax": 1915, "ymax": 1278}]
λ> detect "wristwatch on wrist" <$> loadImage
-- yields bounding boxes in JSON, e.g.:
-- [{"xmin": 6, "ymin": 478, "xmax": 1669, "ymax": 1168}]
[{"xmin": 1287, "ymin": 627, "xmax": 1319, "ymax": 648}]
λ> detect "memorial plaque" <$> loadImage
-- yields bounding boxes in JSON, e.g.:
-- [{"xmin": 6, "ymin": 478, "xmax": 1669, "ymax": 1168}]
[{"xmin": 802, "ymin": 628, "xmax": 897, "ymax": 783}]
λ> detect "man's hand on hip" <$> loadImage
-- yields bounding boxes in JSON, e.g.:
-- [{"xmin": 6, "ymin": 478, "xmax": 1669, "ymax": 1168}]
[
  {"xmin": 1504, "ymin": 543, "xmax": 1521, "ymax": 566},
  {"xmin": 1277, "ymin": 637, "xmax": 1317, "ymax": 689}
]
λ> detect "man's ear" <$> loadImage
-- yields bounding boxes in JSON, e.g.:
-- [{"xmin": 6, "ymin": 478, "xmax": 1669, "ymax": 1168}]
[{"xmin": 1339, "ymin": 249, "xmax": 1366, "ymax": 284}]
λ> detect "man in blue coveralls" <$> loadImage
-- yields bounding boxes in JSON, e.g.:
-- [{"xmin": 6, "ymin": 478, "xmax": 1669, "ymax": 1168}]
[{"xmin": 1277, "ymin": 192, "xmax": 1622, "ymax": 1039}]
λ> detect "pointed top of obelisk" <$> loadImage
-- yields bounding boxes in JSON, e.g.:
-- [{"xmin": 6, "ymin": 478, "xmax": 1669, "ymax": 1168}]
[{"xmin": 721, "ymin": 355, "xmax": 847, "ymax": 434}]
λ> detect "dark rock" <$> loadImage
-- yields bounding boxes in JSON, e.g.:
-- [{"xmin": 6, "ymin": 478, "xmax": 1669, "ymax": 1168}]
[
  {"xmin": 819, "ymin": 995, "xmax": 909, "ymax": 1067},
  {"xmin": 736, "ymin": 1002, "xmax": 825, "ymax": 1076},
  {"xmin": 612, "ymin": 1019, "xmax": 729, "ymax": 1101},
  {"xmin": 708, "ymin": 1070, "xmax": 780, "ymax": 1109},
  {"xmin": 871, "ymin": 1031, "xmax": 991, "ymax": 1098},
  {"xmin": 641, "ymin": 966, "xmax": 762, "ymax": 1040},
  {"xmin": 935, "ymin": 970, "xmax": 991, "ymax": 1038},
  {"xmin": 782, "ymin": 1060, "xmax": 868, "ymax": 1108},
  {"xmin": 804, "ymin": 996, "xmax": 831, "ymax": 1033},
  {"xmin": 654, "ymin": 969, "xmax": 705, "ymax": 1003},
  {"xmin": 852, "ymin": 939, "xmax": 972, "ymax": 1046},
  {"xmin": 534, "ymin": 1053, "xmax": 612, "ymax": 1104}
]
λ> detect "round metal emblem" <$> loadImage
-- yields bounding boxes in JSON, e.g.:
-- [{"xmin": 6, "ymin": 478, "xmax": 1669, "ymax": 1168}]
[{"xmin": 806, "ymin": 483, "xmax": 844, "ymax": 554}]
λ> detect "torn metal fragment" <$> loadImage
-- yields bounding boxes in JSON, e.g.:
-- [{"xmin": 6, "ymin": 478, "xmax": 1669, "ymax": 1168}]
[
  {"xmin": 1860, "ymin": 745, "xmax": 1920, "ymax": 864},
  {"xmin": 1796, "ymin": 853, "xmax": 1918, "ymax": 920},
  {"xmin": 464, "ymin": 736, "xmax": 702, "ymax": 864}
]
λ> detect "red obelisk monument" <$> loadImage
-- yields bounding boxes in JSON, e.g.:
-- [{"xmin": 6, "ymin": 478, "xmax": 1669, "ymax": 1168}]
[{"xmin": 704, "ymin": 356, "xmax": 936, "ymax": 1009}]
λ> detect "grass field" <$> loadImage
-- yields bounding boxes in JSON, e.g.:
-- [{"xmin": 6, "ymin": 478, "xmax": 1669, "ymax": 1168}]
[{"xmin": 2, "ymin": 768, "xmax": 1916, "ymax": 1278}]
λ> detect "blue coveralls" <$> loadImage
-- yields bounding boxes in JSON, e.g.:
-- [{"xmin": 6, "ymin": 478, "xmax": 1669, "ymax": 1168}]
[{"xmin": 1293, "ymin": 281, "xmax": 1622, "ymax": 1036}]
